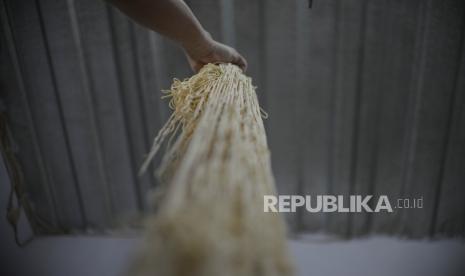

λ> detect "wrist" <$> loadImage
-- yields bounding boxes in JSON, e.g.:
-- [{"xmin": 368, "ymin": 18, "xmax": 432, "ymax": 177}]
[{"xmin": 182, "ymin": 30, "xmax": 214, "ymax": 59}]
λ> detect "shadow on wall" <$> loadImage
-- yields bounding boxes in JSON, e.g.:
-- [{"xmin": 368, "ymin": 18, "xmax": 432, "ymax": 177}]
[{"xmin": 0, "ymin": 0, "xmax": 464, "ymax": 239}]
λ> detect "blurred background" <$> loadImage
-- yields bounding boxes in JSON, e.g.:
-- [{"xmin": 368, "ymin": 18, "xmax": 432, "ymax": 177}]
[{"xmin": 0, "ymin": 0, "xmax": 464, "ymax": 241}]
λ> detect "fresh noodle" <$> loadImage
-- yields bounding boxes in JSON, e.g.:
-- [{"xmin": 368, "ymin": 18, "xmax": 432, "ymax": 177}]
[{"xmin": 133, "ymin": 63, "xmax": 294, "ymax": 276}]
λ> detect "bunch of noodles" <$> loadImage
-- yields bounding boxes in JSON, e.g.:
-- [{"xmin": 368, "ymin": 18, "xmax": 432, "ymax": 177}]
[{"xmin": 133, "ymin": 63, "xmax": 294, "ymax": 276}]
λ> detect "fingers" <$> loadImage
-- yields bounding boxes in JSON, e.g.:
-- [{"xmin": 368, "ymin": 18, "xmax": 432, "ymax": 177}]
[
  {"xmin": 232, "ymin": 53, "xmax": 247, "ymax": 72},
  {"xmin": 221, "ymin": 44, "xmax": 247, "ymax": 72},
  {"xmin": 192, "ymin": 62, "xmax": 204, "ymax": 73},
  {"xmin": 185, "ymin": 40, "xmax": 248, "ymax": 73},
  {"xmin": 185, "ymin": 50, "xmax": 205, "ymax": 73},
  {"xmin": 189, "ymin": 59, "xmax": 204, "ymax": 72}
]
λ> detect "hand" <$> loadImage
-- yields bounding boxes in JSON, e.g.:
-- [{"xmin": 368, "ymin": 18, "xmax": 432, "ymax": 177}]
[{"xmin": 184, "ymin": 36, "xmax": 247, "ymax": 73}]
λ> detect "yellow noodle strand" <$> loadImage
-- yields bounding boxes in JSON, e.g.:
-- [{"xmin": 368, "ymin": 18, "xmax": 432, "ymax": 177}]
[{"xmin": 134, "ymin": 63, "xmax": 294, "ymax": 276}]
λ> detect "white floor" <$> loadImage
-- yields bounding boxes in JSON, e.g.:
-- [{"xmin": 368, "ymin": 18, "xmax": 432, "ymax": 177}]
[
  {"xmin": 1, "ymin": 229, "xmax": 465, "ymax": 276},
  {"xmin": 1, "ymin": 158, "xmax": 465, "ymax": 276}
]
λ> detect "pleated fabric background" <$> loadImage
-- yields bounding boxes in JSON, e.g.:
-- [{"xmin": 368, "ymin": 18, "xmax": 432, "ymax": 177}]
[{"xmin": 0, "ymin": 0, "xmax": 464, "ymax": 238}]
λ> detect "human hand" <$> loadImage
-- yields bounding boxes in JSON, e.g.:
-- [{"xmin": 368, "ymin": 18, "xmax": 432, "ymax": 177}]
[{"xmin": 183, "ymin": 35, "xmax": 247, "ymax": 73}]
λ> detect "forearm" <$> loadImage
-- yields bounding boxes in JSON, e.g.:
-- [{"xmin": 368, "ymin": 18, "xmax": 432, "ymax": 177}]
[
  {"xmin": 109, "ymin": 0, "xmax": 247, "ymax": 72},
  {"xmin": 110, "ymin": 0, "xmax": 212, "ymax": 56}
]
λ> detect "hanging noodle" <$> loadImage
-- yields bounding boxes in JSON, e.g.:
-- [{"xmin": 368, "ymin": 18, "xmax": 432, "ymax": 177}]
[{"xmin": 133, "ymin": 63, "xmax": 294, "ymax": 276}]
